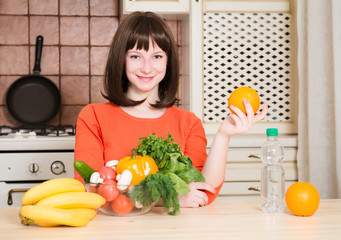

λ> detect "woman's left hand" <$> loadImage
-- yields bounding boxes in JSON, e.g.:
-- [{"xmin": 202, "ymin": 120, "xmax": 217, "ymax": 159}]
[
  {"xmin": 178, "ymin": 182, "xmax": 216, "ymax": 208},
  {"xmin": 220, "ymin": 100, "xmax": 268, "ymax": 137}
]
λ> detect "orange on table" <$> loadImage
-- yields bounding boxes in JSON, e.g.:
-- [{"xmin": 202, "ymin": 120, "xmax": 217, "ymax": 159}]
[
  {"xmin": 285, "ymin": 182, "xmax": 320, "ymax": 217},
  {"xmin": 228, "ymin": 86, "xmax": 260, "ymax": 115}
]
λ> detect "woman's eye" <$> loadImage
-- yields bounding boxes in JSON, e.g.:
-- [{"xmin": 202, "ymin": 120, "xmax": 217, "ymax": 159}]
[
  {"xmin": 154, "ymin": 55, "xmax": 163, "ymax": 59},
  {"xmin": 130, "ymin": 55, "xmax": 139, "ymax": 59}
]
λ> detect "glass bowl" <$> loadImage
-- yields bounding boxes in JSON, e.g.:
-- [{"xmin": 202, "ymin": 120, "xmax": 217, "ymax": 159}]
[{"xmin": 85, "ymin": 183, "xmax": 156, "ymax": 216}]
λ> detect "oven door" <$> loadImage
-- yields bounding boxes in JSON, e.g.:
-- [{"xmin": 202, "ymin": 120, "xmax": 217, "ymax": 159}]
[
  {"xmin": 0, "ymin": 182, "xmax": 38, "ymax": 207},
  {"xmin": 0, "ymin": 152, "xmax": 75, "ymax": 207}
]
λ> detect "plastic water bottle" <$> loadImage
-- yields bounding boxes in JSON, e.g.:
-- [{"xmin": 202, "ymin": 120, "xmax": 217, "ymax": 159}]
[{"xmin": 260, "ymin": 128, "xmax": 285, "ymax": 213}]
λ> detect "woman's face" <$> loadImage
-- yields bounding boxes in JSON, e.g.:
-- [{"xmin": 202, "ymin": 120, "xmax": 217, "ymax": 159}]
[{"xmin": 125, "ymin": 38, "xmax": 168, "ymax": 97}]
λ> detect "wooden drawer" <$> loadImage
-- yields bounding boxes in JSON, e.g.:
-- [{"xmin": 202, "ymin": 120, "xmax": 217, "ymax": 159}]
[
  {"xmin": 219, "ymin": 181, "xmax": 297, "ymax": 196},
  {"xmin": 225, "ymin": 162, "xmax": 298, "ymax": 182},
  {"xmin": 226, "ymin": 147, "xmax": 297, "ymax": 163}
]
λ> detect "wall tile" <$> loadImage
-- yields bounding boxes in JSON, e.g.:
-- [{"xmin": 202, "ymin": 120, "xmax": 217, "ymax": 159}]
[
  {"xmin": 0, "ymin": 46, "xmax": 29, "ymax": 75},
  {"xmin": 178, "ymin": 46, "xmax": 182, "ymax": 75},
  {"xmin": 60, "ymin": 0, "xmax": 88, "ymax": 16},
  {"xmin": 0, "ymin": 0, "xmax": 182, "ymax": 127},
  {"xmin": 61, "ymin": 47, "xmax": 89, "ymax": 75},
  {"xmin": 30, "ymin": 46, "xmax": 59, "ymax": 75},
  {"xmin": 90, "ymin": 47, "xmax": 109, "ymax": 75},
  {"xmin": 0, "ymin": 0, "xmax": 27, "ymax": 14},
  {"xmin": 61, "ymin": 76, "xmax": 89, "ymax": 104},
  {"xmin": 0, "ymin": 16, "xmax": 28, "ymax": 44},
  {"xmin": 166, "ymin": 20, "xmax": 178, "ymax": 43},
  {"xmin": 91, "ymin": 76, "xmax": 107, "ymax": 103},
  {"xmin": 60, "ymin": 17, "xmax": 88, "ymax": 45},
  {"xmin": 61, "ymin": 105, "xmax": 85, "ymax": 125},
  {"xmin": 46, "ymin": 76, "xmax": 60, "ymax": 88},
  {"xmin": 177, "ymin": 21, "xmax": 182, "ymax": 45},
  {"xmin": 0, "ymin": 76, "xmax": 19, "ymax": 105},
  {"xmin": 30, "ymin": 16, "xmax": 59, "ymax": 45},
  {"xmin": 90, "ymin": 0, "xmax": 118, "ymax": 16},
  {"xmin": 29, "ymin": 0, "xmax": 58, "ymax": 15},
  {"xmin": 90, "ymin": 17, "xmax": 118, "ymax": 46},
  {"xmin": 0, "ymin": 105, "xmax": 20, "ymax": 126}
]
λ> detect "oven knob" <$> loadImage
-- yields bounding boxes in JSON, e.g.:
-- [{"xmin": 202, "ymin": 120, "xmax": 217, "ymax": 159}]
[
  {"xmin": 29, "ymin": 163, "xmax": 39, "ymax": 173},
  {"xmin": 51, "ymin": 161, "xmax": 65, "ymax": 175}
]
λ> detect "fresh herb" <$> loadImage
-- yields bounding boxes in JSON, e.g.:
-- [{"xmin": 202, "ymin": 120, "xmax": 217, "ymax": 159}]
[
  {"xmin": 137, "ymin": 133, "xmax": 182, "ymax": 166},
  {"xmin": 130, "ymin": 172, "xmax": 180, "ymax": 215}
]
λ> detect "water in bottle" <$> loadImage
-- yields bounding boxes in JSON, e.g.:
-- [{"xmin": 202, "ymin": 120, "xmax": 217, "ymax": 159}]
[{"xmin": 260, "ymin": 128, "xmax": 285, "ymax": 213}]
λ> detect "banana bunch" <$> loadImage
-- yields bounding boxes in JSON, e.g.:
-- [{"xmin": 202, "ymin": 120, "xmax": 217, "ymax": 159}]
[{"xmin": 20, "ymin": 178, "xmax": 105, "ymax": 227}]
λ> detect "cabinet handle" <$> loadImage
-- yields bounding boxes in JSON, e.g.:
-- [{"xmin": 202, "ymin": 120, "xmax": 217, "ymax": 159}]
[
  {"xmin": 8, "ymin": 188, "xmax": 30, "ymax": 205},
  {"xmin": 248, "ymin": 154, "xmax": 260, "ymax": 159},
  {"xmin": 248, "ymin": 186, "xmax": 261, "ymax": 192}
]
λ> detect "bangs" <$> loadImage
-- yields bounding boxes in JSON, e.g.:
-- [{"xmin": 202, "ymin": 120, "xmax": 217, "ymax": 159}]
[{"xmin": 126, "ymin": 18, "xmax": 171, "ymax": 54}]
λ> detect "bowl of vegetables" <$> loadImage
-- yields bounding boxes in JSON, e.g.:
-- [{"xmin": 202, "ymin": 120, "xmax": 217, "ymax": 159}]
[
  {"xmin": 78, "ymin": 153, "xmax": 159, "ymax": 217},
  {"xmin": 75, "ymin": 133, "xmax": 207, "ymax": 216},
  {"xmin": 85, "ymin": 182, "xmax": 157, "ymax": 216}
]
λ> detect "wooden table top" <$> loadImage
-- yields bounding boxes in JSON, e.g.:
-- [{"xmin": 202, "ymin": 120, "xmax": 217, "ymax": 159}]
[{"xmin": 1, "ymin": 197, "xmax": 341, "ymax": 240}]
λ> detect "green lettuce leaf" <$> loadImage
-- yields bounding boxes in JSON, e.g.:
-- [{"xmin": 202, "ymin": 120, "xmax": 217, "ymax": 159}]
[{"xmin": 165, "ymin": 172, "xmax": 190, "ymax": 196}]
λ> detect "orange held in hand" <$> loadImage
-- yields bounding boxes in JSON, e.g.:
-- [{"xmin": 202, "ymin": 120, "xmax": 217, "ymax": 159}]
[
  {"xmin": 285, "ymin": 182, "xmax": 320, "ymax": 217},
  {"xmin": 228, "ymin": 86, "xmax": 260, "ymax": 115}
]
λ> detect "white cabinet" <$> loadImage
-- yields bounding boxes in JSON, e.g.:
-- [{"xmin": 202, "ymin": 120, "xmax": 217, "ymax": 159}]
[
  {"xmin": 121, "ymin": 0, "xmax": 190, "ymax": 14},
  {"xmin": 191, "ymin": 1, "xmax": 298, "ymax": 200},
  {"xmin": 207, "ymin": 134, "xmax": 298, "ymax": 199}
]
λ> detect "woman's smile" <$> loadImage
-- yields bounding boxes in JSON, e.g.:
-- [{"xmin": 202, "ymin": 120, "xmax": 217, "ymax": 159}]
[{"xmin": 137, "ymin": 75, "xmax": 155, "ymax": 82}]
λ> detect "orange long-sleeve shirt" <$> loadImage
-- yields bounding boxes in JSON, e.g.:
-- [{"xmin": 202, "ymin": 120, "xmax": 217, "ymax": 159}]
[{"xmin": 74, "ymin": 102, "xmax": 222, "ymax": 204}]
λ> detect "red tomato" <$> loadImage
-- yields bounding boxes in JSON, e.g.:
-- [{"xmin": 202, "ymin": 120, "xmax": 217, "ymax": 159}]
[
  {"xmin": 99, "ymin": 166, "xmax": 117, "ymax": 181},
  {"xmin": 97, "ymin": 180, "xmax": 119, "ymax": 202},
  {"xmin": 111, "ymin": 194, "xmax": 134, "ymax": 215}
]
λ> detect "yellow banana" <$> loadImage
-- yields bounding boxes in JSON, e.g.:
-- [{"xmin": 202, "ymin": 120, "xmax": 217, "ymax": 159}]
[
  {"xmin": 66, "ymin": 208, "xmax": 97, "ymax": 220},
  {"xmin": 22, "ymin": 178, "xmax": 85, "ymax": 205},
  {"xmin": 36, "ymin": 192, "xmax": 105, "ymax": 209},
  {"xmin": 20, "ymin": 205, "xmax": 90, "ymax": 227},
  {"xmin": 31, "ymin": 208, "xmax": 97, "ymax": 227}
]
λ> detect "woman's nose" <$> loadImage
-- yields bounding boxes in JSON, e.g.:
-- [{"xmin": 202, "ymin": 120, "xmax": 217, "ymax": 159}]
[{"xmin": 140, "ymin": 60, "xmax": 152, "ymax": 74}]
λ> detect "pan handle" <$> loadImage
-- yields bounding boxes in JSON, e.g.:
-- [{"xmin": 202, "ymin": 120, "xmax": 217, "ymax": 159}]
[{"xmin": 33, "ymin": 35, "xmax": 44, "ymax": 74}]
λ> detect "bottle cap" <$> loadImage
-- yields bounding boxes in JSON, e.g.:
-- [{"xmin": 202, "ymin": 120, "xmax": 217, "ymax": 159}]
[{"xmin": 266, "ymin": 128, "xmax": 278, "ymax": 136}]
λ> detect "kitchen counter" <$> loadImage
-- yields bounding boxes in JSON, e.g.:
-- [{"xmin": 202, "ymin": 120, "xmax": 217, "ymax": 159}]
[{"xmin": 1, "ymin": 198, "xmax": 340, "ymax": 240}]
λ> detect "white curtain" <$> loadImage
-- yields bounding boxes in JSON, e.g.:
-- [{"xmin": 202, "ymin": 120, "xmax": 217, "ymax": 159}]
[{"xmin": 296, "ymin": 0, "xmax": 341, "ymax": 199}]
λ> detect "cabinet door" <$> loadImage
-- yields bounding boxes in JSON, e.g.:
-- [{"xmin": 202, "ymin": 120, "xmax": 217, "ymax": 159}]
[
  {"xmin": 121, "ymin": 0, "xmax": 190, "ymax": 14},
  {"xmin": 190, "ymin": 0, "xmax": 297, "ymax": 135}
]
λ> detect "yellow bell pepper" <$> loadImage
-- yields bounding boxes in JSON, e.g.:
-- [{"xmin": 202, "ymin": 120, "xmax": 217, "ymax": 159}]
[{"xmin": 116, "ymin": 149, "xmax": 159, "ymax": 185}]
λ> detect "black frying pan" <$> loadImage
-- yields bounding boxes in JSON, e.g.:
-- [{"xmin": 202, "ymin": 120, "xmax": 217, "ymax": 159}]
[{"xmin": 6, "ymin": 35, "xmax": 61, "ymax": 126}]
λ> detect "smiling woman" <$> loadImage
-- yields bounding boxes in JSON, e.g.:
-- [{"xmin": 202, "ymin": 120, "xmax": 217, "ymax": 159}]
[
  {"xmin": 74, "ymin": 11, "xmax": 268, "ymax": 212},
  {"xmin": 102, "ymin": 11, "xmax": 179, "ymax": 108}
]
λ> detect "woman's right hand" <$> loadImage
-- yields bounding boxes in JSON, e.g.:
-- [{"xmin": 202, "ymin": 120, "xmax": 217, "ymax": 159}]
[
  {"xmin": 219, "ymin": 100, "xmax": 268, "ymax": 137},
  {"xmin": 178, "ymin": 182, "xmax": 216, "ymax": 208}
]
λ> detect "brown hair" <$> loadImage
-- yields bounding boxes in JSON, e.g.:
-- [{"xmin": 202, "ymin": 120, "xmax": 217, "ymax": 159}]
[{"xmin": 102, "ymin": 11, "xmax": 179, "ymax": 108}]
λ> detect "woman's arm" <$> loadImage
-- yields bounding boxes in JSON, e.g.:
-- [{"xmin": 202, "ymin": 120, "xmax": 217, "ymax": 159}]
[
  {"xmin": 74, "ymin": 105, "xmax": 105, "ymax": 182},
  {"xmin": 201, "ymin": 100, "xmax": 268, "ymax": 187},
  {"xmin": 178, "ymin": 100, "xmax": 267, "ymax": 208}
]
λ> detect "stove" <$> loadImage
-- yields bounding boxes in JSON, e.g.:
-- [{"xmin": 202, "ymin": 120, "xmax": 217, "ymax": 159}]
[{"xmin": 0, "ymin": 125, "xmax": 76, "ymax": 207}]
